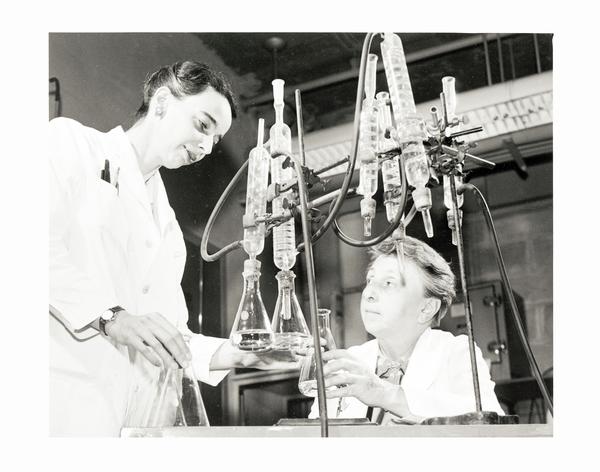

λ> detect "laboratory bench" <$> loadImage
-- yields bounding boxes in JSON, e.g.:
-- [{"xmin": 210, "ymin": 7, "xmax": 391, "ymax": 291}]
[{"xmin": 121, "ymin": 423, "xmax": 551, "ymax": 438}]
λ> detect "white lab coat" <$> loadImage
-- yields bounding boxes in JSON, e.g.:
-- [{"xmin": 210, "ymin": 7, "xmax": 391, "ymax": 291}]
[
  {"xmin": 49, "ymin": 117, "xmax": 229, "ymax": 436},
  {"xmin": 309, "ymin": 328, "xmax": 505, "ymax": 420}
]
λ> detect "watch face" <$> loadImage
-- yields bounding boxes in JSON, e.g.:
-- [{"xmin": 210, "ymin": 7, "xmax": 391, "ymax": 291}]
[{"xmin": 101, "ymin": 309, "xmax": 115, "ymax": 321}]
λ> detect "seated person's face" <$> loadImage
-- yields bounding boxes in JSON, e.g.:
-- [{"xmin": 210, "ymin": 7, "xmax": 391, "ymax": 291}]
[{"xmin": 361, "ymin": 255, "xmax": 429, "ymax": 339}]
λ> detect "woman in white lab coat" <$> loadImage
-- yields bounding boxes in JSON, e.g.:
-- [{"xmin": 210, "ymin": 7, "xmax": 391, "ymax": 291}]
[
  {"xmin": 49, "ymin": 61, "xmax": 292, "ymax": 436},
  {"xmin": 309, "ymin": 236, "xmax": 505, "ymax": 423}
]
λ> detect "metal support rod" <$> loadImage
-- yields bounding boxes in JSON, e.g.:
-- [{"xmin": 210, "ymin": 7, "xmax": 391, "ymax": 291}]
[
  {"xmin": 308, "ymin": 187, "xmax": 357, "ymax": 210},
  {"xmin": 508, "ymin": 37, "xmax": 516, "ymax": 80},
  {"xmin": 448, "ymin": 126, "xmax": 484, "ymax": 139},
  {"xmin": 287, "ymin": 152, "xmax": 329, "ymax": 437},
  {"xmin": 532, "ymin": 34, "xmax": 542, "ymax": 74},
  {"xmin": 314, "ymin": 156, "xmax": 350, "ymax": 176},
  {"xmin": 496, "ymin": 35, "xmax": 505, "ymax": 83},
  {"xmin": 295, "ymin": 89, "xmax": 307, "ymax": 166},
  {"xmin": 441, "ymin": 145, "xmax": 496, "ymax": 169},
  {"xmin": 482, "ymin": 34, "xmax": 493, "ymax": 87},
  {"xmin": 458, "ymin": 183, "xmax": 553, "ymax": 416},
  {"xmin": 449, "ymin": 175, "xmax": 483, "ymax": 413}
]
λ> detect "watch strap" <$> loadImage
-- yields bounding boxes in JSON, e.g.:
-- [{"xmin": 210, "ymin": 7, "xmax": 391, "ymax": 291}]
[{"xmin": 99, "ymin": 306, "xmax": 124, "ymax": 336}]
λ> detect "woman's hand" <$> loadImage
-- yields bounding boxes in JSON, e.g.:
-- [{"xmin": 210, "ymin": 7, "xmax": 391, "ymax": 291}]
[
  {"xmin": 321, "ymin": 349, "xmax": 412, "ymax": 417},
  {"xmin": 104, "ymin": 311, "xmax": 191, "ymax": 369},
  {"xmin": 210, "ymin": 341, "xmax": 302, "ymax": 371}
]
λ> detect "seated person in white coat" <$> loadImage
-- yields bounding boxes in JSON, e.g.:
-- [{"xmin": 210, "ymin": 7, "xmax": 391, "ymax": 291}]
[
  {"xmin": 309, "ymin": 236, "xmax": 504, "ymax": 424},
  {"xmin": 49, "ymin": 61, "xmax": 296, "ymax": 436}
]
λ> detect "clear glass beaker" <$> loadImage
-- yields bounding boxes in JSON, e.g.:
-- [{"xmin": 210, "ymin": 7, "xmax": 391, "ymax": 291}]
[
  {"xmin": 298, "ymin": 308, "xmax": 337, "ymax": 397},
  {"xmin": 271, "ymin": 270, "xmax": 310, "ymax": 352},
  {"xmin": 230, "ymin": 258, "xmax": 274, "ymax": 352}
]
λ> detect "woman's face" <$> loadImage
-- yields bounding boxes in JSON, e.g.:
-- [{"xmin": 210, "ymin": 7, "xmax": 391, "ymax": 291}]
[
  {"xmin": 360, "ymin": 255, "xmax": 429, "ymax": 340},
  {"xmin": 152, "ymin": 86, "xmax": 233, "ymax": 169}
]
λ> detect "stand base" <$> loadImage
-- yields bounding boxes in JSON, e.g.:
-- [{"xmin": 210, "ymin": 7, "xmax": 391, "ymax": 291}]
[
  {"xmin": 276, "ymin": 418, "xmax": 374, "ymax": 426},
  {"xmin": 421, "ymin": 411, "xmax": 519, "ymax": 425}
]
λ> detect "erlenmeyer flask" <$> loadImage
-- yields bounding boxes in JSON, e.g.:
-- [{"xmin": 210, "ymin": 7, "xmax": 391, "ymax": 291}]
[
  {"xmin": 230, "ymin": 258, "xmax": 274, "ymax": 352},
  {"xmin": 174, "ymin": 365, "xmax": 210, "ymax": 427},
  {"xmin": 124, "ymin": 337, "xmax": 210, "ymax": 428},
  {"xmin": 271, "ymin": 270, "xmax": 310, "ymax": 351},
  {"xmin": 298, "ymin": 308, "xmax": 337, "ymax": 397}
]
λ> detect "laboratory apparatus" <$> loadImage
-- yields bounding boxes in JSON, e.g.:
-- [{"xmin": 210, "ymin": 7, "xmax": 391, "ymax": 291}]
[
  {"xmin": 298, "ymin": 308, "xmax": 337, "ymax": 397},
  {"xmin": 270, "ymin": 79, "xmax": 297, "ymax": 270},
  {"xmin": 377, "ymin": 91, "xmax": 403, "ymax": 223},
  {"xmin": 271, "ymin": 269, "xmax": 310, "ymax": 351},
  {"xmin": 201, "ymin": 32, "xmax": 552, "ymax": 435},
  {"xmin": 381, "ymin": 32, "xmax": 434, "ymax": 238},
  {"xmin": 442, "ymin": 76, "xmax": 458, "ymax": 127},
  {"xmin": 242, "ymin": 118, "xmax": 270, "ymax": 258},
  {"xmin": 444, "ymin": 170, "xmax": 464, "ymax": 246},
  {"xmin": 357, "ymin": 53, "xmax": 380, "ymax": 236},
  {"xmin": 229, "ymin": 258, "xmax": 273, "ymax": 352},
  {"xmin": 124, "ymin": 338, "xmax": 209, "ymax": 428}
]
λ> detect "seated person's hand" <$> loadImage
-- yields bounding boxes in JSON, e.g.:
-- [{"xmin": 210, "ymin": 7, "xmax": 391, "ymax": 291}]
[{"xmin": 320, "ymin": 349, "xmax": 412, "ymax": 418}]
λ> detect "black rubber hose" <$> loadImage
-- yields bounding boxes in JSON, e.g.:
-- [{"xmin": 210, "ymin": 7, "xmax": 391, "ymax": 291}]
[
  {"xmin": 333, "ymin": 154, "xmax": 408, "ymax": 247},
  {"xmin": 458, "ymin": 182, "xmax": 554, "ymax": 416},
  {"xmin": 296, "ymin": 32, "xmax": 375, "ymax": 252},
  {"xmin": 200, "ymin": 160, "xmax": 248, "ymax": 262}
]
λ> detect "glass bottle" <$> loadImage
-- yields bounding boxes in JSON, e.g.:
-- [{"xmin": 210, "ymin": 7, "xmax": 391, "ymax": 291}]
[
  {"xmin": 271, "ymin": 270, "xmax": 310, "ymax": 351},
  {"xmin": 298, "ymin": 309, "xmax": 337, "ymax": 397},
  {"xmin": 230, "ymin": 258, "xmax": 273, "ymax": 352}
]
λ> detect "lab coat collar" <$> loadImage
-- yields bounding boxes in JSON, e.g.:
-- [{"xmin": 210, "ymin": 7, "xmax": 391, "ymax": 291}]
[
  {"xmin": 106, "ymin": 126, "xmax": 172, "ymax": 235},
  {"xmin": 106, "ymin": 126, "xmax": 151, "ymax": 209},
  {"xmin": 368, "ymin": 328, "xmax": 438, "ymax": 391},
  {"xmin": 400, "ymin": 328, "xmax": 439, "ymax": 391}
]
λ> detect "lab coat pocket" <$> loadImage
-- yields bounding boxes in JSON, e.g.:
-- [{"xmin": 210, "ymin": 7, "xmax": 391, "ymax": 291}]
[{"xmin": 94, "ymin": 179, "xmax": 129, "ymax": 255}]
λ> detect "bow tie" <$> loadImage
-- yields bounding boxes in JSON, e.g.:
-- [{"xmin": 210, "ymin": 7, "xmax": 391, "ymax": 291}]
[{"xmin": 376, "ymin": 356, "xmax": 406, "ymax": 383}]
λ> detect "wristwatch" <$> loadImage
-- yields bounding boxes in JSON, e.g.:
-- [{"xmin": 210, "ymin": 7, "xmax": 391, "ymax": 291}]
[{"xmin": 99, "ymin": 306, "xmax": 124, "ymax": 336}]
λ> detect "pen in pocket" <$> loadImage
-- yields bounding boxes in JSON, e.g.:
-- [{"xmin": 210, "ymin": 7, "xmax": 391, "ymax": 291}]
[{"xmin": 101, "ymin": 159, "xmax": 111, "ymax": 183}]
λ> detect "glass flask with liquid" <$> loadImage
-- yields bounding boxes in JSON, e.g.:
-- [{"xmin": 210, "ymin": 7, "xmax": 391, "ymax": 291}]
[
  {"xmin": 271, "ymin": 270, "xmax": 310, "ymax": 351},
  {"xmin": 230, "ymin": 258, "xmax": 274, "ymax": 352},
  {"xmin": 298, "ymin": 308, "xmax": 337, "ymax": 397}
]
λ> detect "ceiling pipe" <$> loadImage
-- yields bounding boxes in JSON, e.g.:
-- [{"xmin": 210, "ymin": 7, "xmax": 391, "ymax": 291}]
[{"xmin": 242, "ymin": 33, "xmax": 516, "ymax": 110}]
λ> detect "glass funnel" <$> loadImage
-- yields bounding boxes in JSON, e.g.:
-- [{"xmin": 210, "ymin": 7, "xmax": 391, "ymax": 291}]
[
  {"xmin": 298, "ymin": 308, "xmax": 337, "ymax": 397},
  {"xmin": 230, "ymin": 258, "xmax": 274, "ymax": 352},
  {"xmin": 271, "ymin": 270, "xmax": 310, "ymax": 352}
]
